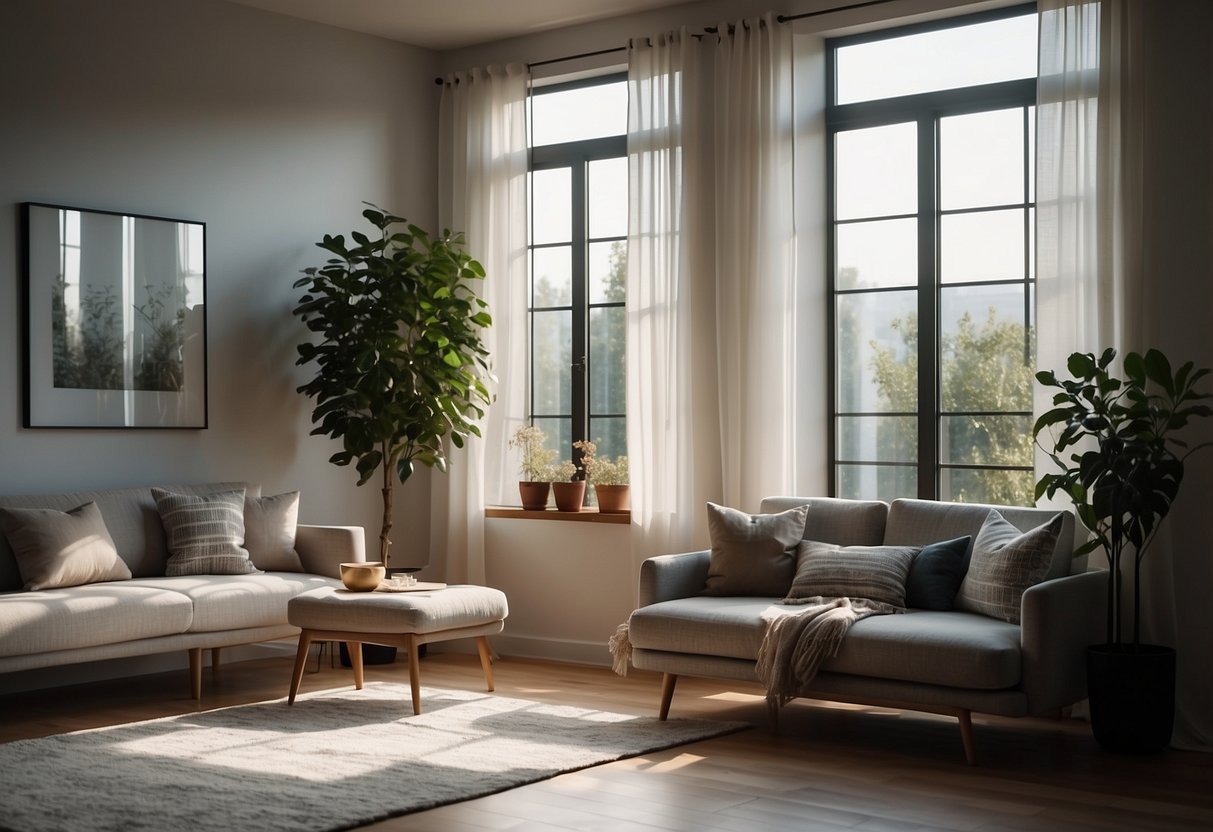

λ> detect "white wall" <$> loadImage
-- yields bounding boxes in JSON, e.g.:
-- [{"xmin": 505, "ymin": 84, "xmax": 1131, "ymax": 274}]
[{"xmin": 0, "ymin": 0, "xmax": 440, "ymax": 568}]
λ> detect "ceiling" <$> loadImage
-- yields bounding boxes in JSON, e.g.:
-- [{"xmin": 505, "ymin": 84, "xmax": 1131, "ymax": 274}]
[{"xmin": 225, "ymin": 0, "xmax": 693, "ymax": 50}]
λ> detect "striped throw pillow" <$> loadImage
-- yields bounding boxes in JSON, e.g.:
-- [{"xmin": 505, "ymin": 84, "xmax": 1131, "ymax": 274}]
[
  {"xmin": 153, "ymin": 488, "xmax": 259, "ymax": 576},
  {"xmin": 955, "ymin": 510, "xmax": 1062, "ymax": 624},
  {"xmin": 787, "ymin": 540, "xmax": 919, "ymax": 607}
]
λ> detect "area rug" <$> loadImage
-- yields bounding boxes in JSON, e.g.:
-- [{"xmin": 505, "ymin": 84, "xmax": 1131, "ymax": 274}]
[{"xmin": 0, "ymin": 683, "xmax": 745, "ymax": 832}]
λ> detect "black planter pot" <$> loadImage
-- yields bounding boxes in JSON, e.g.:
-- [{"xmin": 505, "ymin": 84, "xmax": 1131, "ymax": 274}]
[
  {"xmin": 337, "ymin": 641, "xmax": 427, "ymax": 667},
  {"xmin": 1087, "ymin": 643, "xmax": 1176, "ymax": 753}
]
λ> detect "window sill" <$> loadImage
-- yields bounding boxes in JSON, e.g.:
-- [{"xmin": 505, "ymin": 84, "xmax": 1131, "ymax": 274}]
[{"xmin": 485, "ymin": 506, "xmax": 631, "ymax": 525}]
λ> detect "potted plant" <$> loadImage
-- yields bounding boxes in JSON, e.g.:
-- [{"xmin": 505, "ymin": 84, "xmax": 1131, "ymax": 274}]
[
  {"xmin": 293, "ymin": 204, "xmax": 492, "ymax": 575},
  {"xmin": 550, "ymin": 458, "xmax": 585, "ymax": 512},
  {"xmin": 509, "ymin": 425, "xmax": 559, "ymax": 510},
  {"xmin": 1034, "ymin": 347, "xmax": 1211, "ymax": 752},
  {"xmin": 573, "ymin": 440, "xmax": 630, "ymax": 513}
]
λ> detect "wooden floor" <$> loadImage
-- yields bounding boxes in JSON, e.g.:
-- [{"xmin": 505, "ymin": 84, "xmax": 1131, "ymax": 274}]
[{"xmin": 2, "ymin": 651, "xmax": 1212, "ymax": 831}]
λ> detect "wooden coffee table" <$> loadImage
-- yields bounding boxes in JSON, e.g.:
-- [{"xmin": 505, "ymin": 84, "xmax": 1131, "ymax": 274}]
[{"xmin": 286, "ymin": 583, "xmax": 508, "ymax": 714}]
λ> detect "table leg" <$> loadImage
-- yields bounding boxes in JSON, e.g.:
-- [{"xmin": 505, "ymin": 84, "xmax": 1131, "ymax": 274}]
[
  {"xmin": 289, "ymin": 632, "xmax": 313, "ymax": 704},
  {"xmin": 407, "ymin": 636, "xmax": 422, "ymax": 715},
  {"xmin": 348, "ymin": 641, "xmax": 364, "ymax": 690},
  {"xmin": 476, "ymin": 636, "xmax": 496, "ymax": 692}
]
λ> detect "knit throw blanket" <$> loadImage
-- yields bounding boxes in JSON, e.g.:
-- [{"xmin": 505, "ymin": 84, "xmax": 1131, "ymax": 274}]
[{"xmin": 757, "ymin": 596, "xmax": 900, "ymax": 706}]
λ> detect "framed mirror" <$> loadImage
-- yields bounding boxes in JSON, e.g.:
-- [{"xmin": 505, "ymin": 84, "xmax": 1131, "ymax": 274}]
[{"xmin": 22, "ymin": 202, "xmax": 207, "ymax": 428}]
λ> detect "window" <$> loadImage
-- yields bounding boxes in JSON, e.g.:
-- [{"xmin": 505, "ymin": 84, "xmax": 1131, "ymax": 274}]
[
  {"xmin": 829, "ymin": 6, "xmax": 1038, "ymax": 504},
  {"xmin": 528, "ymin": 74, "xmax": 628, "ymax": 474}
]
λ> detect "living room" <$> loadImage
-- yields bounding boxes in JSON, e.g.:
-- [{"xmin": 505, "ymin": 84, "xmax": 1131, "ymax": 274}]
[{"xmin": 1, "ymin": 0, "xmax": 1211, "ymax": 829}]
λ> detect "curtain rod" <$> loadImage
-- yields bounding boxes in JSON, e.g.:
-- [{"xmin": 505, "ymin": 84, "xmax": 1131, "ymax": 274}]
[{"xmin": 433, "ymin": 0, "xmax": 901, "ymax": 85}]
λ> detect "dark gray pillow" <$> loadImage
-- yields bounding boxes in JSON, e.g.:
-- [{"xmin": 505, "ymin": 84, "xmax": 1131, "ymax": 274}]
[
  {"xmin": 704, "ymin": 502, "xmax": 808, "ymax": 596},
  {"xmin": 153, "ymin": 488, "xmax": 259, "ymax": 577},
  {"xmin": 956, "ymin": 511, "xmax": 1063, "ymax": 624},
  {"xmin": 787, "ymin": 540, "xmax": 918, "ymax": 607},
  {"xmin": 905, "ymin": 536, "xmax": 971, "ymax": 610}
]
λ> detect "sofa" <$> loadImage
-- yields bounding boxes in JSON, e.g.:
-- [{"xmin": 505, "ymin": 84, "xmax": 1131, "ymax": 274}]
[
  {"xmin": 622, "ymin": 496, "xmax": 1108, "ymax": 764},
  {"xmin": 0, "ymin": 481, "xmax": 365, "ymax": 699}
]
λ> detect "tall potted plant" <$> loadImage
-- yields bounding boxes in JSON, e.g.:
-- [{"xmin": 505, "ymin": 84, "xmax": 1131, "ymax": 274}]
[
  {"xmin": 293, "ymin": 205, "xmax": 492, "ymax": 573},
  {"xmin": 1034, "ymin": 348, "xmax": 1211, "ymax": 752}
]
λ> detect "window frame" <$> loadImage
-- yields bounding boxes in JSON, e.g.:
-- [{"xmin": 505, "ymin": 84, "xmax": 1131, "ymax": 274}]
[
  {"xmin": 527, "ymin": 72, "xmax": 628, "ymax": 469},
  {"xmin": 826, "ymin": 4, "xmax": 1038, "ymax": 502}
]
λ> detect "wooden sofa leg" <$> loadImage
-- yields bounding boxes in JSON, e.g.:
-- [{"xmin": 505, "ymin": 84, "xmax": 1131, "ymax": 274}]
[
  {"xmin": 658, "ymin": 673, "xmax": 677, "ymax": 720},
  {"xmin": 958, "ymin": 709, "xmax": 977, "ymax": 766},
  {"xmin": 188, "ymin": 648, "xmax": 202, "ymax": 701}
]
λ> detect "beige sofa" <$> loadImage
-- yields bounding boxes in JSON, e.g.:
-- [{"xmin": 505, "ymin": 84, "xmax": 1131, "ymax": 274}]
[
  {"xmin": 0, "ymin": 482, "xmax": 364, "ymax": 698},
  {"xmin": 624, "ymin": 497, "xmax": 1108, "ymax": 764}
]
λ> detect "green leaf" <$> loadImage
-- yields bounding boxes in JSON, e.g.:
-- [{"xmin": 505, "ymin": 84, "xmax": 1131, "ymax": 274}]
[{"xmin": 1143, "ymin": 349, "xmax": 1175, "ymax": 394}]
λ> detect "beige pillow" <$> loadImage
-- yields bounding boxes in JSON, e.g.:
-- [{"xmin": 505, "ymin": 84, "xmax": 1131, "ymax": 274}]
[
  {"xmin": 0, "ymin": 501, "xmax": 131, "ymax": 590},
  {"xmin": 787, "ymin": 541, "xmax": 918, "ymax": 607},
  {"xmin": 244, "ymin": 491, "xmax": 304, "ymax": 572},
  {"xmin": 955, "ymin": 510, "xmax": 1063, "ymax": 624},
  {"xmin": 704, "ymin": 502, "xmax": 809, "ymax": 596},
  {"xmin": 153, "ymin": 488, "xmax": 259, "ymax": 577}
]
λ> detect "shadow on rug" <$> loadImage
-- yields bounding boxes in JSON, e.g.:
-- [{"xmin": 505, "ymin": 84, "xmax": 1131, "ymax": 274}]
[{"xmin": 0, "ymin": 683, "xmax": 747, "ymax": 832}]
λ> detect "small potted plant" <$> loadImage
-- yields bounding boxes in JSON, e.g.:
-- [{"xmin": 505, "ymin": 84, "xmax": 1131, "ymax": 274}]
[
  {"xmin": 574, "ymin": 440, "xmax": 630, "ymax": 513},
  {"xmin": 550, "ymin": 458, "xmax": 585, "ymax": 512},
  {"xmin": 510, "ymin": 425, "xmax": 558, "ymax": 510},
  {"xmin": 1034, "ymin": 347, "xmax": 1211, "ymax": 752}
]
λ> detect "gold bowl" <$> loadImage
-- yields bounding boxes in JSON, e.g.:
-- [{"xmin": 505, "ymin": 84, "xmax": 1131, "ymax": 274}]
[{"xmin": 340, "ymin": 561, "xmax": 386, "ymax": 592}]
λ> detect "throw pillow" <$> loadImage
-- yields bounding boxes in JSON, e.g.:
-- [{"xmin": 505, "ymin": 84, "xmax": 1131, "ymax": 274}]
[
  {"xmin": 0, "ymin": 501, "xmax": 132, "ymax": 591},
  {"xmin": 244, "ymin": 491, "xmax": 304, "ymax": 572},
  {"xmin": 955, "ymin": 510, "xmax": 1063, "ymax": 624},
  {"xmin": 704, "ymin": 502, "xmax": 809, "ymax": 596},
  {"xmin": 787, "ymin": 541, "xmax": 918, "ymax": 607},
  {"xmin": 905, "ymin": 535, "xmax": 972, "ymax": 611},
  {"xmin": 152, "ymin": 488, "xmax": 259, "ymax": 577}
]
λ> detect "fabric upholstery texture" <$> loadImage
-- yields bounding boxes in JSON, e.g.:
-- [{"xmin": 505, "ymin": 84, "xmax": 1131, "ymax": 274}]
[
  {"xmin": 704, "ymin": 502, "xmax": 808, "ymax": 596},
  {"xmin": 123, "ymin": 573, "xmax": 335, "ymax": 632},
  {"xmin": 905, "ymin": 535, "xmax": 972, "ymax": 610},
  {"xmin": 761, "ymin": 496, "xmax": 888, "ymax": 545},
  {"xmin": 0, "ymin": 584, "xmax": 194, "ymax": 657},
  {"xmin": 628, "ymin": 596, "xmax": 772, "ymax": 660},
  {"xmin": 0, "ymin": 501, "xmax": 132, "ymax": 591},
  {"xmin": 288, "ymin": 585, "xmax": 508, "ymax": 635},
  {"xmin": 956, "ymin": 511, "xmax": 1064, "ymax": 624},
  {"xmin": 153, "ymin": 488, "xmax": 259, "ymax": 577},
  {"xmin": 244, "ymin": 491, "xmax": 304, "ymax": 572},
  {"xmin": 786, "ymin": 541, "xmax": 918, "ymax": 607}
]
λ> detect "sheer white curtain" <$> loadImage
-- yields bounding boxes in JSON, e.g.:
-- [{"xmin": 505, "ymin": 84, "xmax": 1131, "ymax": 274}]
[
  {"xmin": 1037, "ymin": 0, "xmax": 1213, "ymax": 750},
  {"xmin": 434, "ymin": 64, "xmax": 529, "ymax": 585},
  {"xmin": 627, "ymin": 14, "xmax": 807, "ymax": 559}
]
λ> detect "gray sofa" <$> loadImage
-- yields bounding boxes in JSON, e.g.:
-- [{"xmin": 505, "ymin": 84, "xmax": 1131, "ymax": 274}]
[
  {"xmin": 0, "ymin": 482, "xmax": 364, "ymax": 698},
  {"xmin": 625, "ymin": 497, "xmax": 1108, "ymax": 764}
]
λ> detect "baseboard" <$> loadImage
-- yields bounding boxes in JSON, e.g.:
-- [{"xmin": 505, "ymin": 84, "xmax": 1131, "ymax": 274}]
[
  {"xmin": 0, "ymin": 639, "xmax": 297, "ymax": 696},
  {"xmin": 483, "ymin": 634, "xmax": 612, "ymax": 667}
]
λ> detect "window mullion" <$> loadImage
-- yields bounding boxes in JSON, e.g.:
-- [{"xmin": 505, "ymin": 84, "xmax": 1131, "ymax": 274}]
[
  {"xmin": 917, "ymin": 115, "xmax": 939, "ymax": 500},
  {"xmin": 570, "ymin": 160, "xmax": 588, "ymax": 457}
]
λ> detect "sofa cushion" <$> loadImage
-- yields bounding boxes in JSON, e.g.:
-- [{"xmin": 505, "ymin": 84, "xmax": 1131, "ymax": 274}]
[
  {"xmin": 956, "ymin": 511, "xmax": 1063, "ymax": 624},
  {"xmin": 787, "ymin": 541, "xmax": 917, "ymax": 607},
  {"xmin": 0, "ymin": 482, "xmax": 259, "ymax": 589},
  {"xmin": 826, "ymin": 610, "xmax": 1023, "ymax": 689},
  {"xmin": 153, "ymin": 488, "xmax": 259, "ymax": 577},
  {"xmin": 0, "ymin": 584, "xmax": 193, "ymax": 657},
  {"xmin": 704, "ymin": 503, "xmax": 807, "ymax": 597},
  {"xmin": 0, "ymin": 502, "xmax": 132, "ymax": 591},
  {"xmin": 124, "ymin": 573, "xmax": 336, "ymax": 632},
  {"xmin": 761, "ymin": 497, "xmax": 888, "ymax": 546},
  {"xmin": 629, "ymin": 597, "xmax": 772, "ymax": 660},
  {"xmin": 905, "ymin": 536, "xmax": 971, "ymax": 611},
  {"xmin": 244, "ymin": 492, "xmax": 304, "ymax": 572}
]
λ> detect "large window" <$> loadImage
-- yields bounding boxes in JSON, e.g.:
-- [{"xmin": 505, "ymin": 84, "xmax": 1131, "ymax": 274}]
[
  {"xmin": 829, "ymin": 6, "xmax": 1038, "ymax": 504},
  {"xmin": 528, "ymin": 75, "xmax": 628, "ymax": 473}
]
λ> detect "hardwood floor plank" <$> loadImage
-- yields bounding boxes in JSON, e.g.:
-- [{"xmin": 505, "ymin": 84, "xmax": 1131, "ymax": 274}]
[{"xmin": 2, "ymin": 653, "xmax": 1211, "ymax": 831}]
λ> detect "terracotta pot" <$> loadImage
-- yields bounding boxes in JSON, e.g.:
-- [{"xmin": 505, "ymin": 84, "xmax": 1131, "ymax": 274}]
[
  {"xmin": 553, "ymin": 480, "xmax": 586, "ymax": 512},
  {"xmin": 518, "ymin": 481, "xmax": 550, "ymax": 510},
  {"xmin": 594, "ymin": 484, "xmax": 630, "ymax": 513}
]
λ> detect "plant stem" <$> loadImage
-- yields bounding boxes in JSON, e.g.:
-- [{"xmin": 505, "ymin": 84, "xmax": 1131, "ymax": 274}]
[{"xmin": 380, "ymin": 440, "xmax": 393, "ymax": 569}]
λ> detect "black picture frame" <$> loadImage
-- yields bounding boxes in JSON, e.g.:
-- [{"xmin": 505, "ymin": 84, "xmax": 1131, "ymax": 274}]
[{"xmin": 21, "ymin": 202, "xmax": 208, "ymax": 429}]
